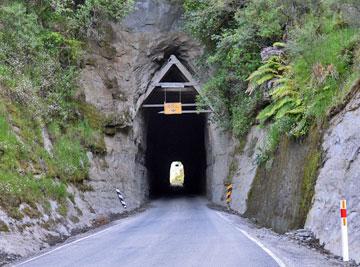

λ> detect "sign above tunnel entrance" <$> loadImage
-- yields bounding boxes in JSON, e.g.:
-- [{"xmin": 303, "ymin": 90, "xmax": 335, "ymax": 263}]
[
  {"xmin": 137, "ymin": 55, "xmax": 212, "ymax": 114},
  {"xmin": 164, "ymin": 102, "xmax": 182, "ymax": 115}
]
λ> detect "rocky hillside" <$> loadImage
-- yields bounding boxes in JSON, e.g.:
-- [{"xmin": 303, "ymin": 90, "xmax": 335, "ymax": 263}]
[
  {"xmin": 0, "ymin": 0, "xmax": 203, "ymax": 264},
  {"xmin": 186, "ymin": 0, "xmax": 360, "ymax": 263},
  {"xmin": 0, "ymin": 0, "xmax": 359, "ymax": 265}
]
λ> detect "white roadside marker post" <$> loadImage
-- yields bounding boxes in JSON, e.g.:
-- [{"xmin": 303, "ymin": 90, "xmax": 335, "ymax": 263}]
[
  {"xmin": 340, "ymin": 199, "xmax": 349, "ymax": 262},
  {"xmin": 116, "ymin": 189, "xmax": 127, "ymax": 209}
]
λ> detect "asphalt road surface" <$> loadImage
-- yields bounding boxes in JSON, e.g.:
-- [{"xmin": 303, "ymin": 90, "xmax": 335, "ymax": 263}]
[{"xmin": 16, "ymin": 197, "xmax": 282, "ymax": 267}]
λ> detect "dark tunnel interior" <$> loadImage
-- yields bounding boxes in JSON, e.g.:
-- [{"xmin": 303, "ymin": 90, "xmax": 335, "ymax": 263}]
[{"xmin": 145, "ymin": 111, "xmax": 207, "ymax": 197}]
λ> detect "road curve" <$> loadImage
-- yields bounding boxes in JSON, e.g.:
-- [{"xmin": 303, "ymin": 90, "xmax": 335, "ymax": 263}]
[{"xmin": 16, "ymin": 197, "xmax": 280, "ymax": 267}]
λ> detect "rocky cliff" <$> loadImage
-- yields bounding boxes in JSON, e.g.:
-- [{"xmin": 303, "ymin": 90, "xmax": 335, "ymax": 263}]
[
  {"xmin": 1, "ymin": 0, "xmax": 359, "ymax": 265},
  {"xmin": 0, "ymin": 0, "xmax": 202, "ymax": 263},
  {"xmin": 306, "ymin": 80, "xmax": 360, "ymax": 263},
  {"xmin": 210, "ymin": 79, "xmax": 360, "ymax": 263}
]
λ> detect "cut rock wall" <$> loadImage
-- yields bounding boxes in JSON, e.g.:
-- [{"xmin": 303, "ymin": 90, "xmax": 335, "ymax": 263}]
[
  {"xmin": 306, "ymin": 81, "xmax": 360, "ymax": 263},
  {"xmin": 206, "ymin": 122, "xmax": 320, "ymax": 233},
  {"xmin": 207, "ymin": 80, "xmax": 360, "ymax": 262},
  {"xmin": 0, "ymin": 0, "xmax": 203, "ymax": 263},
  {"xmin": 78, "ymin": 0, "xmax": 202, "ymax": 213}
]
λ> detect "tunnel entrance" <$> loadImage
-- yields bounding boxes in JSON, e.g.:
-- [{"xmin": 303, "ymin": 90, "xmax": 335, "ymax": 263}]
[
  {"xmin": 140, "ymin": 55, "xmax": 210, "ymax": 198},
  {"xmin": 146, "ymin": 112, "xmax": 206, "ymax": 197}
]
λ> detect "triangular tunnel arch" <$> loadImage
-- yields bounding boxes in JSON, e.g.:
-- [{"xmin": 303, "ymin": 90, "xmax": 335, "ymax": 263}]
[
  {"xmin": 136, "ymin": 55, "xmax": 211, "ymax": 114},
  {"xmin": 160, "ymin": 64, "xmax": 190, "ymax": 83}
]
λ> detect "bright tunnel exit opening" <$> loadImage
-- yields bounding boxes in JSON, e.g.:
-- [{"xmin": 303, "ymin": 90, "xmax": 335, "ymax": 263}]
[
  {"xmin": 169, "ymin": 161, "xmax": 184, "ymax": 187},
  {"xmin": 145, "ymin": 112, "xmax": 207, "ymax": 198}
]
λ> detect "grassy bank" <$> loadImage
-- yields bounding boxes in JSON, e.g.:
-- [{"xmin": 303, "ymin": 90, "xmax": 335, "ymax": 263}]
[{"xmin": 0, "ymin": 0, "xmax": 132, "ymax": 221}]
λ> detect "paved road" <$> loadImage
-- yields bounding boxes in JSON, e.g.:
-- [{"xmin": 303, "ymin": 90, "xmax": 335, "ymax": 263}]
[{"xmin": 17, "ymin": 197, "xmax": 280, "ymax": 267}]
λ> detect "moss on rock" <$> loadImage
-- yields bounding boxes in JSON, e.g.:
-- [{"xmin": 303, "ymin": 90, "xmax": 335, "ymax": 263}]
[
  {"xmin": 0, "ymin": 220, "xmax": 9, "ymax": 232},
  {"xmin": 244, "ymin": 123, "xmax": 323, "ymax": 233}
]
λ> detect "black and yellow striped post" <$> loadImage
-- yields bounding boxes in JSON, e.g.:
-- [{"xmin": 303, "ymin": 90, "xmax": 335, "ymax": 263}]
[{"xmin": 226, "ymin": 184, "xmax": 233, "ymax": 206}]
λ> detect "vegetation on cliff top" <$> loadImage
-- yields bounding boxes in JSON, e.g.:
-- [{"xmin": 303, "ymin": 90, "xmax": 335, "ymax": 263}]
[
  {"xmin": 0, "ymin": 0, "xmax": 132, "ymax": 220},
  {"xmin": 184, "ymin": 0, "xmax": 360, "ymax": 158},
  {"xmin": 184, "ymin": 0, "xmax": 359, "ymax": 227}
]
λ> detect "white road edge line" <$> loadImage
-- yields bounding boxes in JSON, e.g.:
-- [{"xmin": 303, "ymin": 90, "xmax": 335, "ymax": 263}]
[
  {"xmin": 216, "ymin": 212, "xmax": 287, "ymax": 267},
  {"xmin": 15, "ymin": 223, "xmax": 117, "ymax": 266}
]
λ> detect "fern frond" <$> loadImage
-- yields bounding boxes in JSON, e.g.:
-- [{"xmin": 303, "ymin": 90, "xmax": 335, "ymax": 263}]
[
  {"xmin": 270, "ymin": 85, "xmax": 298, "ymax": 99},
  {"xmin": 274, "ymin": 101, "xmax": 296, "ymax": 120},
  {"xmin": 286, "ymin": 106, "xmax": 305, "ymax": 115},
  {"xmin": 273, "ymin": 77, "xmax": 290, "ymax": 85},
  {"xmin": 245, "ymin": 82, "xmax": 257, "ymax": 95},
  {"xmin": 278, "ymin": 66, "xmax": 292, "ymax": 72},
  {"xmin": 256, "ymin": 97, "xmax": 293, "ymax": 124},
  {"xmin": 247, "ymin": 68, "xmax": 276, "ymax": 81},
  {"xmin": 256, "ymin": 74, "xmax": 275, "ymax": 85},
  {"xmin": 273, "ymin": 42, "xmax": 286, "ymax": 48}
]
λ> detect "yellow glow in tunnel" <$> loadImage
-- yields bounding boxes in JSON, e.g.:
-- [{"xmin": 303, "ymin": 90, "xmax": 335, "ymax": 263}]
[{"xmin": 169, "ymin": 161, "xmax": 184, "ymax": 187}]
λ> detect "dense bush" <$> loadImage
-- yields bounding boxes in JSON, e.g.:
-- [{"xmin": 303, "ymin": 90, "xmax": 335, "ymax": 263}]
[
  {"xmin": 184, "ymin": 0, "xmax": 360, "ymax": 160},
  {"xmin": 185, "ymin": 0, "xmax": 288, "ymax": 137}
]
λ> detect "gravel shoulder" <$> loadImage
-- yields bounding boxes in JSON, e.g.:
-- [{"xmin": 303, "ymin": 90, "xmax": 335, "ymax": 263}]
[{"xmin": 213, "ymin": 205, "xmax": 358, "ymax": 267}]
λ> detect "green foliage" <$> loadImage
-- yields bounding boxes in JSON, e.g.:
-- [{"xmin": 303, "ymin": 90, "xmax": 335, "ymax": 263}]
[
  {"xmin": 0, "ymin": 0, "xmax": 133, "ymax": 217},
  {"xmin": 248, "ymin": 51, "xmax": 305, "ymax": 135},
  {"xmin": 0, "ymin": 2, "xmax": 79, "ymax": 120},
  {"xmin": 53, "ymin": 137, "xmax": 89, "ymax": 183},
  {"xmin": 186, "ymin": 0, "xmax": 286, "ymax": 137},
  {"xmin": 231, "ymin": 91, "xmax": 262, "ymax": 137},
  {"xmin": 0, "ymin": 116, "xmax": 24, "ymax": 170},
  {"xmin": 70, "ymin": 0, "xmax": 134, "ymax": 37},
  {"xmin": 0, "ymin": 170, "xmax": 68, "ymax": 217},
  {"xmin": 289, "ymin": 17, "xmax": 360, "ymax": 120},
  {"xmin": 183, "ymin": 0, "xmax": 242, "ymax": 48},
  {"xmin": 28, "ymin": 0, "xmax": 134, "ymax": 37},
  {"xmin": 247, "ymin": 5, "xmax": 359, "ymax": 162},
  {"xmin": 185, "ymin": 0, "xmax": 359, "ymax": 164},
  {"xmin": 255, "ymin": 116, "xmax": 294, "ymax": 165}
]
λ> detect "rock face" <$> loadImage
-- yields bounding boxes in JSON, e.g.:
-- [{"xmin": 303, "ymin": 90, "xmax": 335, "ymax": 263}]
[
  {"xmin": 1, "ymin": 0, "xmax": 203, "ymax": 263},
  {"xmin": 207, "ymin": 122, "xmax": 321, "ymax": 234},
  {"xmin": 306, "ymin": 81, "xmax": 360, "ymax": 263},
  {"xmin": 78, "ymin": 0, "xmax": 202, "ymax": 216},
  {"xmin": 244, "ymin": 129, "xmax": 321, "ymax": 233},
  {"xmin": 0, "ymin": 184, "xmax": 96, "ymax": 263},
  {"xmin": 228, "ymin": 127, "xmax": 267, "ymax": 214},
  {"xmin": 205, "ymin": 124, "xmax": 267, "ymax": 213},
  {"xmin": 205, "ymin": 122, "xmax": 235, "ymax": 204}
]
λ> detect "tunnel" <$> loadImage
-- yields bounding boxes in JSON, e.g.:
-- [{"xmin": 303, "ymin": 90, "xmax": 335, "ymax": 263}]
[
  {"xmin": 141, "ymin": 55, "xmax": 208, "ymax": 198},
  {"xmin": 145, "ymin": 111, "xmax": 207, "ymax": 197}
]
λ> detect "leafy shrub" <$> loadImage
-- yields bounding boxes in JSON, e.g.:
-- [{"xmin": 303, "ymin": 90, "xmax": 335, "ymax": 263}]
[
  {"xmin": 186, "ymin": 0, "xmax": 287, "ymax": 137},
  {"xmin": 185, "ymin": 0, "xmax": 360, "ymax": 164},
  {"xmin": 44, "ymin": 0, "xmax": 134, "ymax": 38}
]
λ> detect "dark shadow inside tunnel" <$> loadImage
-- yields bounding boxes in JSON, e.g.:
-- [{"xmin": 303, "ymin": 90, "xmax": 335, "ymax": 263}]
[{"xmin": 145, "ymin": 111, "xmax": 207, "ymax": 198}]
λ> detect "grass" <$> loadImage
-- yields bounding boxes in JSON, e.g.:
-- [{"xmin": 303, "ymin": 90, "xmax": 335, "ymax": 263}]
[
  {"xmin": 0, "ymin": 0, "xmax": 132, "ymax": 221},
  {"xmin": 0, "ymin": 97, "xmax": 106, "ymax": 218},
  {"xmin": 291, "ymin": 23, "xmax": 360, "ymax": 119},
  {"xmin": 53, "ymin": 137, "xmax": 89, "ymax": 183},
  {"xmin": 255, "ymin": 19, "xmax": 360, "ymax": 164},
  {"xmin": 0, "ymin": 171, "xmax": 68, "ymax": 216},
  {"xmin": 0, "ymin": 219, "xmax": 9, "ymax": 232}
]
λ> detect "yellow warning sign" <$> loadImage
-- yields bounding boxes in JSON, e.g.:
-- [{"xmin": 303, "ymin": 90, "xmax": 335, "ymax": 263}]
[
  {"xmin": 226, "ymin": 184, "xmax": 233, "ymax": 204},
  {"xmin": 164, "ymin": 102, "xmax": 182, "ymax": 115}
]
